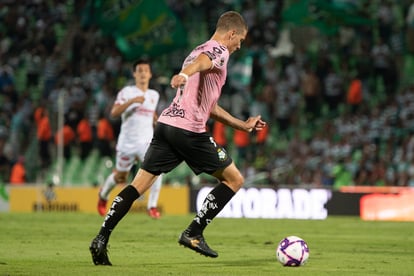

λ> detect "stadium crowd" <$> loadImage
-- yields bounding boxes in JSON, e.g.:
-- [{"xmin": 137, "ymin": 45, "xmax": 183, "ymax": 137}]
[{"xmin": 1, "ymin": 0, "xmax": 414, "ymax": 188}]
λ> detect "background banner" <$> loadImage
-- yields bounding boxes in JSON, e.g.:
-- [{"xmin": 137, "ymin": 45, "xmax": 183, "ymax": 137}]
[
  {"xmin": 9, "ymin": 185, "xmax": 189, "ymax": 215},
  {"xmin": 89, "ymin": 0, "xmax": 188, "ymax": 59}
]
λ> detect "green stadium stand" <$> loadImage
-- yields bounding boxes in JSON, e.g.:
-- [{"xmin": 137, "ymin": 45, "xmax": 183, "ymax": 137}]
[
  {"xmin": 92, "ymin": 156, "xmax": 114, "ymax": 186},
  {"xmin": 23, "ymin": 135, "xmax": 39, "ymax": 182},
  {"xmin": 79, "ymin": 149, "xmax": 100, "ymax": 184},
  {"xmin": 62, "ymin": 155, "xmax": 82, "ymax": 185}
]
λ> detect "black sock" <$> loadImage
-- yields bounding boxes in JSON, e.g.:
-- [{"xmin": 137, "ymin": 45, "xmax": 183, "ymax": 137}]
[
  {"xmin": 98, "ymin": 185, "xmax": 140, "ymax": 242},
  {"xmin": 186, "ymin": 183, "xmax": 235, "ymax": 236}
]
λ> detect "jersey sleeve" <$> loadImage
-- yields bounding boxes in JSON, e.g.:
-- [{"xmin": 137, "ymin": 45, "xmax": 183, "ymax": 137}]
[
  {"xmin": 114, "ymin": 87, "xmax": 128, "ymax": 105},
  {"xmin": 201, "ymin": 42, "xmax": 228, "ymax": 70}
]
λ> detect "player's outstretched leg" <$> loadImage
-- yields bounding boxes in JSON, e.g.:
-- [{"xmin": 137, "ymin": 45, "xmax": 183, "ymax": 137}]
[
  {"xmin": 178, "ymin": 183, "xmax": 235, "ymax": 258},
  {"xmin": 89, "ymin": 185, "xmax": 141, "ymax": 265}
]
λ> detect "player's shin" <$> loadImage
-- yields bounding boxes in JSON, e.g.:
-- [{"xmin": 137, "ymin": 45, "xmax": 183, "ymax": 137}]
[
  {"xmin": 98, "ymin": 185, "xmax": 140, "ymax": 241},
  {"xmin": 186, "ymin": 182, "xmax": 235, "ymax": 236}
]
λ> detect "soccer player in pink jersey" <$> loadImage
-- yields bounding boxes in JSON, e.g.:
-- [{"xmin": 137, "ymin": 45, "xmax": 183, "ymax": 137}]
[
  {"xmin": 96, "ymin": 58, "xmax": 163, "ymax": 219},
  {"xmin": 90, "ymin": 11, "xmax": 266, "ymax": 265}
]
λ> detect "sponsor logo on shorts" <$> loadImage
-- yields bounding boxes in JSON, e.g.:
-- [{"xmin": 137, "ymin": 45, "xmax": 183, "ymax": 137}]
[{"xmin": 217, "ymin": 148, "xmax": 227, "ymax": 162}]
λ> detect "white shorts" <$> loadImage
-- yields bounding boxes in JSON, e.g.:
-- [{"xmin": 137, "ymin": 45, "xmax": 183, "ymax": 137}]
[{"xmin": 115, "ymin": 142, "xmax": 150, "ymax": 172}]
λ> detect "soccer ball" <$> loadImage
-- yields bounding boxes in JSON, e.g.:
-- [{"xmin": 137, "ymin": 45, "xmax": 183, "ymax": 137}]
[{"xmin": 276, "ymin": 236, "xmax": 309, "ymax": 266}]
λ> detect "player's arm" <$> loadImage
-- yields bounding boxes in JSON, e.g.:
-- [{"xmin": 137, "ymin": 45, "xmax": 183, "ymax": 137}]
[
  {"xmin": 210, "ymin": 104, "xmax": 267, "ymax": 133},
  {"xmin": 153, "ymin": 112, "xmax": 158, "ymax": 128},
  {"xmin": 170, "ymin": 53, "xmax": 213, "ymax": 89},
  {"xmin": 110, "ymin": 96, "xmax": 145, "ymax": 118}
]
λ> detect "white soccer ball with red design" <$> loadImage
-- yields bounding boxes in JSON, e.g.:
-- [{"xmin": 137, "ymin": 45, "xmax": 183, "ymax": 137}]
[{"xmin": 276, "ymin": 236, "xmax": 309, "ymax": 266}]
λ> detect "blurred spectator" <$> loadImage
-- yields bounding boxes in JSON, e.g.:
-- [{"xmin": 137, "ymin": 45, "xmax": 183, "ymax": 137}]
[
  {"xmin": 76, "ymin": 114, "xmax": 93, "ymax": 160},
  {"xmin": 71, "ymin": 29, "xmax": 85, "ymax": 77},
  {"xmin": 332, "ymin": 158, "xmax": 353, "ymax": 190},
  {"xmin": 87, "ymin": 99, "xmax": 100, "ymax": 145},
  {"xmin": 68, "ymin": 77, "xmax": 88, "ymax": 117},
  {"xmin": 0, "ymin": 130, "xmax": 10, "ymax": 183},
  {"xmin": 376, "ymin": 0, "xmax": 394, "ymax": 43},
  {"xmin": 253, "ymin": 123, "xmax": 270, "ymax": 162},
  {"xmin": 274, "ymin": 94, "xmax": 293, "ymax": 135},
  {"xmin": 10, "ymin": 156, "xmax": 26, "ymax": 185},
  {"xmin": 212, "ymin": 121, "xmax": 227, "ymax": 148},
  {"xmin": 323, "ymin": 65, "xmax": 345, "ymax": 116},
  {"xmin": 273, "ymin": 72, "xmax": 293, "ymax": 132},
  {"xmin": 233, "ymin": 128, "xmax": 251, "ymax": 166},
  {"xmin": 104, "ymin": 47, "xmax": 122, "ymax": 77},
  {"xmin": 301, "ymin": 63, "xmax": 321, "ymax": 120},
  {"xmin": 370, "ymin": 37, "xmax": 396, "ymax": 95},
  {"xmin": 9, "ymin": 99, "xmax": 32, "ymax": 161},
  {"xmin": 42, "ymin": 46, "xmax": 62, "ymax": 98},
  {"xmin": 406, "ymin": 2, "xmax": 414, "ymax": 54},
  {"xmin": 96, "ymin": 112, "xmax": 114, "ymax": 158},
  {"xmin": 55, "ymin": 122, "xmax": 76, "ymax": 160},
  {"xmin": 346, "ymin": 75, "xmax": 363, "ymax": 114},
  {"xmin": 0, "ymin": 63, "xmax": 17, "ymax": 108},
  {"xmin": 24, "ymin": 47, "xmax": 43, "ymax": 90},
  {"xmin": 35, "ymin": 106, "xmax": 52, "ymax": 169}
]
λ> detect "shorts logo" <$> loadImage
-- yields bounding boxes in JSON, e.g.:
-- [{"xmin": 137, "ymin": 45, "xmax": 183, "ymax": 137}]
[
  {"xmin": 217, "ymin": 148, "xmax": 227, "ymax": 162},
  {"xmin": 209, "ymin": 137, "xmax": 227, "ymax": 161}
]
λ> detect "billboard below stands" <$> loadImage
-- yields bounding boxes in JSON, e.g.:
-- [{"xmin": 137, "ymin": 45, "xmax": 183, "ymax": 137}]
[
  {"xmin": 9, "ymin": 185, "xmax": 188, "ymax": 215},
  {"xmin": 192, "ymin": 187, "xmax": 332, "ymax": 220},
  {"xmin": 7, "ymin": 184, "xmax": 414, "ymax": 221},
  {"xmin": 359, "ymin": 188, "xmax": 414, "ymax": 221},
  {"xmin": 336, "ymin": 186, "xmax": 414, "ymax": 221},
  {"xmin": 191, "ymin": 186, "xmax": 414, "ymax": 221}
]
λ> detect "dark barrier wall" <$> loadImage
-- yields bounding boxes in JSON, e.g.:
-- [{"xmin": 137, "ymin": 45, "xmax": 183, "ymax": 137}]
[{"xmin": 325, "ymin": 192, "xmax": 364, "ymax": 215}]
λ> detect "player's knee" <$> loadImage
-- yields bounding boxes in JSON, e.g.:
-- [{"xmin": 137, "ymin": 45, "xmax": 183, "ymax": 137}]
[
  {"xmin": 114, "ymin": 172, "xmax": 128, "ymax": 183},
  {"xmin": 234, "ymin": 173, "xmax": 244, "ymax": 189},
  {"xmin": 216, "ymin": 164, "xmax": 245, "ymax": 191},
  {"xmin": 226, "ymin": 172, "xmax": 244, "ymax": 191}
]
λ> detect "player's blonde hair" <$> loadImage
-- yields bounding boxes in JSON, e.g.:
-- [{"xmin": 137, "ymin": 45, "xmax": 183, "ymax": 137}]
[{"xmin": 215, "ymin": 11, "xmax": 247, "ymax": 34}]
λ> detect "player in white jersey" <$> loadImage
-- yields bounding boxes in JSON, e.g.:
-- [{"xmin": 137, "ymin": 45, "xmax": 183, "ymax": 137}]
[{"xmin": 97, "ymin": 58, "xmax": 163, "ymax": 219}]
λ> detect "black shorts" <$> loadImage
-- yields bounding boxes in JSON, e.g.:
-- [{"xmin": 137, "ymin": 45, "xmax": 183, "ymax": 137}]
[{"xmin": 142, "ymin": 123, "xmax": 232, "ymax": 176}]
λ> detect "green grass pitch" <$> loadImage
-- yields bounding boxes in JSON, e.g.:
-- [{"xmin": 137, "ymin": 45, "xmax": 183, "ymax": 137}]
[{"xmin": 0, "ymin": 212, "xmax": 413, "ymax": 275}]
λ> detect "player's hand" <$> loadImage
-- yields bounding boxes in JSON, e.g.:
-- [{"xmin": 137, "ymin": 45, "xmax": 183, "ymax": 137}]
[
  {"xmin": 170, "ymin": 74, "xmax": 187, "ymax": 89},
  {"xmin": 245, "ymin": 115, "xmax": 267, "ymax": 132},
  {"xmin": 131, "ymin": 96, "xmax": 145, "ymax": 104}
]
